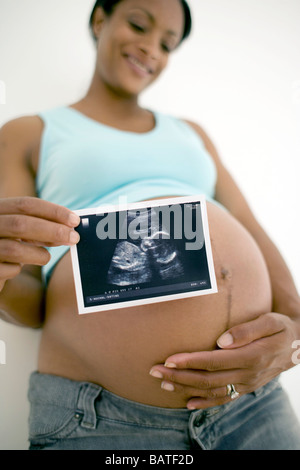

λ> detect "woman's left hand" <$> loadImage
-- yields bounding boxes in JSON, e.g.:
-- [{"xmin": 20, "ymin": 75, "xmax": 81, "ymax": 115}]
[{"xmin": 150, "ymin": 312, "xmax": 300, "ymax": 409}]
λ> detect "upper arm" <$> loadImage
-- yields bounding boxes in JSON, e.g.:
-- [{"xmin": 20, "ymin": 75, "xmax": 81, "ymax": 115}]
[
  {"xmin": 0, "ymin": 116, "xmax": 43, "ymax": 198},
  {"xmin": 0, "ymin": 116, "xmax": 44, "ymax": 279},
  {"xmin": 184, "ymin": 119, "xmax": 259, "ymax": 228}
]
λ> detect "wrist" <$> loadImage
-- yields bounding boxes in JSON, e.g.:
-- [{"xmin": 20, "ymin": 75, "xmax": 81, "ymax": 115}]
[
  {"xmin": 285, "ymin": 303, "xmax": 300, "ymax": 339},
  {"xmin": 295, "ymin": 313, "xmax": 300, "ymax": 339},
  {"xmin": 273, "ymin": 295, "xmax": 300, "ymax": 320},
  {"xmin": 272, "ymin": 296, "xmax": 300, "ymax": 340}
]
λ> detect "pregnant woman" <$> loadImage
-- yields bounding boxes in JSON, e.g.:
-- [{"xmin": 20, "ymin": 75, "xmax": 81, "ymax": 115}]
[{"xmin": 0, "ymin": 0, "xmax": 300, "ymax": 450}]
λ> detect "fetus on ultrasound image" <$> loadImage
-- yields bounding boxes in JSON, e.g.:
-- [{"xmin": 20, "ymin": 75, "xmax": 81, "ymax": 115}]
[
  {"xmin": 107, "ymin": 241, "xmax": 152, "ymax": 286},
  {"xmin": 107, "ymin": 208, "xmax": 184, "ymax": 286}
]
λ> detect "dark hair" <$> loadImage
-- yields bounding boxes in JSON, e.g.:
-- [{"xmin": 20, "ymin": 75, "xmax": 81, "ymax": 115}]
[{"xmin": 89, "ymin": 0, "xmax": 192, "ymax": 45}]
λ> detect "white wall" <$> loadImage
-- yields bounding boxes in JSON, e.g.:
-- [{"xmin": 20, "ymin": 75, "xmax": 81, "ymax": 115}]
[{"xmin": 0, "ymin": 0, "xmax": 299, "ymax": 450}]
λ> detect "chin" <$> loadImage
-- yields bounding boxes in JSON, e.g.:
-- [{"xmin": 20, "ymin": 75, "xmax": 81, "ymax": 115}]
[
  {"xmin": 113, "ymin": 71, "xmax": 158, "ymax": 98},
  {"xmin": 113, "ymin": 82, "xmax": 152, "ymax": 99}
]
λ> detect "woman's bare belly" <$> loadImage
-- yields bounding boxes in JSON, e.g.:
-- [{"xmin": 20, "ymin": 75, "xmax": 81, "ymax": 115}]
[{"xmin": 38, "ymin": 201, "xmax": 272, "ymax": 408}]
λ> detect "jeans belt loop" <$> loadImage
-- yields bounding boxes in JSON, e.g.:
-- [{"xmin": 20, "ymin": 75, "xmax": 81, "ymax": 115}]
[{"xmin": 77, "ymin": 383, "xmax": 102, "ymax": 430}]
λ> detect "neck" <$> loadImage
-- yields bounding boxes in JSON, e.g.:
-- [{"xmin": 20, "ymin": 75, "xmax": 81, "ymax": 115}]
[{"xmin": 82, "ymin": 70, "xmax": 143, "ymax": 120}]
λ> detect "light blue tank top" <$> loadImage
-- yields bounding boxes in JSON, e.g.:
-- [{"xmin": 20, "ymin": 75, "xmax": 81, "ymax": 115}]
[{"xmin": 36, "ymin": 106, "xmax": 217, "ymax": 283}]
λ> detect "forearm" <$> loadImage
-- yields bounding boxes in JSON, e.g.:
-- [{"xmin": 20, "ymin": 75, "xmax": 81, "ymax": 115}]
[{"xmin": 0, "ymin": 267, "xmax": 45, "ymax": 329}]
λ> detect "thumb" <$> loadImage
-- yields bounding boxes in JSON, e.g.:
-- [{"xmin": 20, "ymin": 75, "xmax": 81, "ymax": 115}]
[{"xmin": 216, "ymin": 313, "xmax": 284, "ymax": 349}]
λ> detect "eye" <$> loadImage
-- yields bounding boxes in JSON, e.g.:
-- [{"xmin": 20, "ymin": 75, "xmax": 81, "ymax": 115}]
[
  {"xmin": 161, "ymin": 41, "xmax": 177, "ymax": 54},
  {"xmin": 161, "ymin": 43, "xmax": 172, "ymax": 53},
  {"xmin": 129, "ymin": 22, "xmax": 146, "ymax": 33}
]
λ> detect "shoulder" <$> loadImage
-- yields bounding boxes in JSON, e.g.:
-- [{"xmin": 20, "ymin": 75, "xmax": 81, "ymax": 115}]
[
  {"xmin": 0, "ymin": 116, "xmax": 44, "ymax": 171},
  {"xmin": 0, "ymin": 116, "xmax": 44, "ymax": 183},
  {"xmin": 1, "ymin": 115, "xmax": 44, "ymax": 152},
  {"xmin": 181, "ymin": 118, "xmax": 222, "ymax": 167},
  {"xmin": 1, "ymin": 114, "xmax": 43, "ymax": 138}
]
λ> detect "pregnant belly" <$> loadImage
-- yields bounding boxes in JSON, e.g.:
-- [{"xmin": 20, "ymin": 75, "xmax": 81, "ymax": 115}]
[{"xmin": 38, "ymin": 201, "xmax": 272, "ymax": 408}]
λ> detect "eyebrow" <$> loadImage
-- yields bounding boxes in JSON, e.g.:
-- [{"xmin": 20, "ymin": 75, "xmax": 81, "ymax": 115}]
[{"xmin": 129, "ymin": 7, "xmax": 181, "ymax": 38}]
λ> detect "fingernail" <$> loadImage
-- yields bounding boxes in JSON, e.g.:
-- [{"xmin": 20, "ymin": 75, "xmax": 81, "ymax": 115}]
[
  {"xmin": 69, "ymin": 213, "xmax": 80, "ymax": 226},
  {"xmin": 217, "ymin": 333, "xmax": 234, "ymax": 348},
  {"xmin": 164, "ymin": 362, "xmax": 177, "ymax": 369},
  {"xmin": 69, "ymin": 231, "xmax": 80, "ymax": 245},
  {"xmin": 161, "ymin": 382, "xmax": 175, "ymax": 392},
  {"xmin": 187, "ymin": 404, "xmax": 196, "ymax": 410},
  {"xmin": 149, "ymin": 369, "xmax": 163, "ymax": 379}
]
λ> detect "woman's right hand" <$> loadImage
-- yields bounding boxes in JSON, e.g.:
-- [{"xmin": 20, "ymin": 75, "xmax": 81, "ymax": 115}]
[{"xmin": 0, "ymin": 197, "xmax": 80, "ymax": 292}]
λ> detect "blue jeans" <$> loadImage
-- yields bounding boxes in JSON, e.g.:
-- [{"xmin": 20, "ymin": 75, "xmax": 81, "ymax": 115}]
[{"xmin": 28, "ymin": 372, "xmax": 300, "ymax": 450}]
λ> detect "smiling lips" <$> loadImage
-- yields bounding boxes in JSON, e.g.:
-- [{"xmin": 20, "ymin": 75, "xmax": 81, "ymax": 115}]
[{"xmin": 125, "ymin": 54, "xmax": 154, "ymax": 77}]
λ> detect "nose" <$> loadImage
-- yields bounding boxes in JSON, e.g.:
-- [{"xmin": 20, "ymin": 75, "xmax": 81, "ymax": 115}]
[{"xmin": 138, "ymin": 34, "xmax": 160, "ymax": 60}]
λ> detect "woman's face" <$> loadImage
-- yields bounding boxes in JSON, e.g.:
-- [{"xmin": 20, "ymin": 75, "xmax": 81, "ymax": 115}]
[{"xmin": 92, "ymin": 0, "xmax": 185, "ymax": 97}]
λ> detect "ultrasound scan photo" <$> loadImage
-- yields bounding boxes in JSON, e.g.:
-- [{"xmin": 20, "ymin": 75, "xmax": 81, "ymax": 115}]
[{"xmin": 71, "ymin": 196, "xmax": 217, "ymax": 314}]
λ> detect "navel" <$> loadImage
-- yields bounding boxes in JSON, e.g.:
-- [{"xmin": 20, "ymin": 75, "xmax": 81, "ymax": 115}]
[{"xmin": 220, "ymin": 267, "xmax": 232, "ymax": 281}]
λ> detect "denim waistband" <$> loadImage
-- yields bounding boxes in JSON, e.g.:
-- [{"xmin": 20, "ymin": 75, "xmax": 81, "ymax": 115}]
[
  {"xmin": 28, "ymin": 372, "xmax": 194, "ymax": 431},
  {"xmin": 28, "ymin": 372, "xmax": 299, "ymax": 450}
]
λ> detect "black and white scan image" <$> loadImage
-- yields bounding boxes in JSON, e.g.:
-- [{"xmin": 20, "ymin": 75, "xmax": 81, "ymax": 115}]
[
  {"xmin": 107, "ymin": 208, "xmax": 185, "ymax": 286},
  {"xmin": 71, "ymin": 196, "xmax": 217, "ymax": 314}
]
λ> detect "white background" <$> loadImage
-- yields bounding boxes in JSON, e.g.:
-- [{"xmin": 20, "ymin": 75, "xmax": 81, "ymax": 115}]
[{"xmin": 0, "ymin": 0, "xmax": 299, "ymax": 450}]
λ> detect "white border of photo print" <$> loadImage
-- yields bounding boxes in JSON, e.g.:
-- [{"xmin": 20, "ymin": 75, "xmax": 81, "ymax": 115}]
[{"xmin": 70, "ymin": 195, "xmax": 218, "ymax": 315}]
